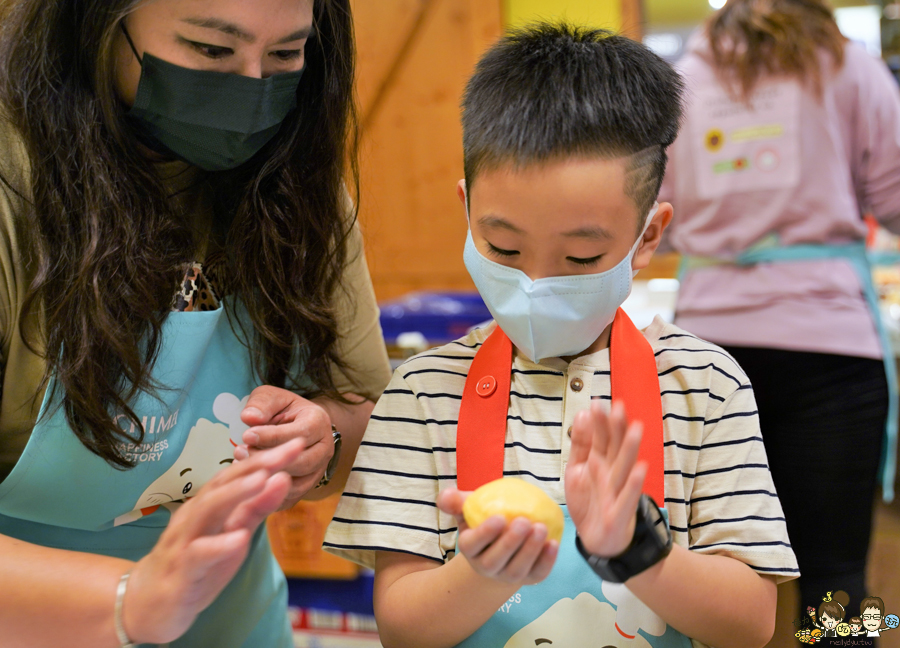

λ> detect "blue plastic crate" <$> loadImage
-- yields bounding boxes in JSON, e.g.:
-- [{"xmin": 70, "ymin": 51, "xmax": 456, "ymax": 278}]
[{"xmin": 379, "ymin": 291, "xmax": 491, "ymax": 345}]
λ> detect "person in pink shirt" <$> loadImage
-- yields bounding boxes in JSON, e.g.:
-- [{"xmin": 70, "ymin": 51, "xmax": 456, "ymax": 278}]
[{"xmin": 661, "ymin": 0, "xmax": 900, "ymax": 622}]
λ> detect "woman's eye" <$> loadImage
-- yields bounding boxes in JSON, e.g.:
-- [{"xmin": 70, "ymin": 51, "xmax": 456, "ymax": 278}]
[
  {"xmin": 568, "ymin": 254, "xmax": 603, "ymax": 267},
  {"xmin": 187, "ymin": 41, "xmax": 233, "ymax": 59},
  {"xmin": 270, "ymin": 49, "xmax": 303, "ymax": 62},
  {"xmin": 487, "ymin": 243, "xmax": 519, "ymax": 258}
]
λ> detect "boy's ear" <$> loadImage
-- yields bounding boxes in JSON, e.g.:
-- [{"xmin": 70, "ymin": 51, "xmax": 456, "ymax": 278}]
[
  {"xmin": 632, "ymin": 202, "xmax": 674, "ymax": 272},
  {"xmin": 456, "ymin": 179, "xmax": 467, "ymax": 214}
]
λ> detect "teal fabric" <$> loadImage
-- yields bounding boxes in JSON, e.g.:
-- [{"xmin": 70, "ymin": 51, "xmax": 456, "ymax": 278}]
[
  {"xmin": 455, "ymin": 506, "xmax": 692, "ymax": 648},
  {"xmin": 679, "ymin": 242, "xmax": 898, "ymax": 502},
  {"xmin": 0, "ymin": 302, "xmax": 293, "ymax": 646}
]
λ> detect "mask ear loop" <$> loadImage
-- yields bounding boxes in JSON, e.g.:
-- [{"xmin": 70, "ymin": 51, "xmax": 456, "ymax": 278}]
[
  {"xmin": 120, "ymin": 21, "xmax": 143, "ymax": 65},
  {"xmin": 462, "ymin": 180, "xmax": 471, "ymax": 223},
  {"xmin": 631, "ymin": 201, "xmax": 660, "ymax": 278}
]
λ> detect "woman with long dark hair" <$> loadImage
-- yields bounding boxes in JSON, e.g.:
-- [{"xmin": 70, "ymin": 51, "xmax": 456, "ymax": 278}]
[
  {"xmin": 0, "ymin": 0, "xmax": 391, "ymax": 645},
  {"xmin": 663, "ymin": 0, "xmax": 900, "ymax": 621}
]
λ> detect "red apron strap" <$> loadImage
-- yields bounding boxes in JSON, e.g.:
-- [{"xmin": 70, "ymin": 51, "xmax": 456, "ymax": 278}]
[
  {"xmin": 456, "ymin": 327, "xmax": 513, "ymax": 491},
  {"xmin": 456, "ymin": 310, "xmax": 665, "ymax": 502},
  {"xmin": 610, "ymin": 308, "xmax": 665, "ymax": 503}
]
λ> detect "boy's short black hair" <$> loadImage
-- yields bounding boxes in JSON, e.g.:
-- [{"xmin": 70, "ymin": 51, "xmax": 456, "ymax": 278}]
[{"xmin": 462, "ymin": 23, "xmax": 685, "ymax": 222}]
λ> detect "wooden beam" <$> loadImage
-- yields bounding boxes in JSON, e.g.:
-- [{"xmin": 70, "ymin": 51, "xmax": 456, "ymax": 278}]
[{"xmin": 620, "ymin": 0, "xmax": 644, "ymax": 40}]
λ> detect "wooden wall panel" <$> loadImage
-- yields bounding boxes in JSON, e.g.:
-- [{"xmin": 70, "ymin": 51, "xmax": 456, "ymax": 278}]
[
  {"xmin": 352, "ymin": 0, "xmax": 503, "ymax": 300},
  {"xmin": 352, "ymin": 0, "xmax": 667, "ymax": 302}
]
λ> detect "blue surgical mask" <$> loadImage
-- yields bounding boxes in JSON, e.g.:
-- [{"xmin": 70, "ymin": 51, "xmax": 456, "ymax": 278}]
[{"xmin": 463, "ymin": 203, "xmax": 658, "ymax": 362}]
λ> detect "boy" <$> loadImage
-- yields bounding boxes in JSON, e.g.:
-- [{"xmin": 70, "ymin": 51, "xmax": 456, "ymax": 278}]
[{"xmin": 324, "ymin": 24, "xmax": 798, "ymax": 648}]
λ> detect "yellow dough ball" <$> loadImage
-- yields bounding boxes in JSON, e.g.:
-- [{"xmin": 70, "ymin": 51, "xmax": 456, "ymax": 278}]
[{"xmin": 462, "ymin": 477, "xmax": 564, "ymax": 542}]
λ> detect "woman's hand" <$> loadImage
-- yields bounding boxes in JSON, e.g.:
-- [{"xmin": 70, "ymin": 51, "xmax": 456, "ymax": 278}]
[
  {"xmin": 437, "ymin": 488, "xmax": 558, "ymax": 585},
  {"xmin": 234, "ymin": 386, "xmax": 334, "ymax": 509},
  {"xmin": 123, "ymin": 438, "xmax": 303, "ymax": 645},
  {"xmin": 564, "ymin": 400, "xmax": 647, "ymax": 558}
]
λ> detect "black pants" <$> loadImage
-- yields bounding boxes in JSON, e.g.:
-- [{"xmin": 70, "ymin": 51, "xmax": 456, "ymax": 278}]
[{"xmin": 720, "ymin": 346, "xmax": 888, "ymax": 620}]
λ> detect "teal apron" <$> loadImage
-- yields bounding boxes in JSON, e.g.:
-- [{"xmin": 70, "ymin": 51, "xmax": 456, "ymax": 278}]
[
  {"xmin": 454, "ymin": 310, "xmax": 692, "ymax": 648},
  {"xmin": 680, "ymin": 241, "xmax": 898, "ymax": 502},
  {"xmin": 0, "ymin": 301, "xmax": 293, "ymax": 647}
]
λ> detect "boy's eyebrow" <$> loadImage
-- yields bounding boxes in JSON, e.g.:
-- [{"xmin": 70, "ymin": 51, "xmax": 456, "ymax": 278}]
[
  {"xmin": 477, "ymin": 215, "xmax": 525, "ymax": 234},
  {"xmin": 181, "ymin": 17, "xmax": 312, "ymax": 45},
  {"xmin": 478, "ymin": 217, "xmax": 615, "ymax": 241},
  {"xmin": 562, "ymin": 226, "xmax": 615, "ymax": 241}
]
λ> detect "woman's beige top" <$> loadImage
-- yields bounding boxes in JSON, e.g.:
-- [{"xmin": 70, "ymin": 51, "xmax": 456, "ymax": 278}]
[{"xmin": 0, "ymin": 120, "xmax": 392, "ymax": 481}]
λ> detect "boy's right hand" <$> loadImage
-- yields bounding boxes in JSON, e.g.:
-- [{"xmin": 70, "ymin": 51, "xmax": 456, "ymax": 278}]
[{"xmin": 437, "ymin": 488, "xmax": 558, "ymax": 585}]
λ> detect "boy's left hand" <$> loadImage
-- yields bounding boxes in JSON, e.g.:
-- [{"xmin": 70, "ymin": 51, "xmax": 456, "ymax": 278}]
[{"xmin": 565, "ymin": 400, "xmax": 647, "ymax": 558}]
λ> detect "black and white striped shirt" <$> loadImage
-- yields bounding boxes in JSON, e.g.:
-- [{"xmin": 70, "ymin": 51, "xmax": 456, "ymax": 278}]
[{"xmin": 325, "ymin": 317, "xmax": 799, "ymax": 582}]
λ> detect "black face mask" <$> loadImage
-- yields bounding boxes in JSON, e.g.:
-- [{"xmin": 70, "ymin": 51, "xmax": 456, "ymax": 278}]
[{"xmin": 121, "ymin": 24, "xmax": 304, "ymax": 171}]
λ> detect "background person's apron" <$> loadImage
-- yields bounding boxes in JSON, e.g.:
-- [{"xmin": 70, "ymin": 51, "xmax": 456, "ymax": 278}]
[
  {"xmin": 454, "ymin": 310, "xmax": 692, "ymax": 648},
  {"xmin": 0, "ymin": 301, "xmax": 293, "ymax": 648},
  {"xmin": 681, "ymin": 241, "xmax": 898, "ymax": 502}
]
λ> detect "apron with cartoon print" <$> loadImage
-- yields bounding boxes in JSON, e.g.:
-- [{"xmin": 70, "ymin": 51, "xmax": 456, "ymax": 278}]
[
  {"xmin": 454, "ymin": 309, "xmax": 692, "ymax": 648},
  {"xmin": 0, "ymin": 271, "xmax": 293, "ymax": 648}
]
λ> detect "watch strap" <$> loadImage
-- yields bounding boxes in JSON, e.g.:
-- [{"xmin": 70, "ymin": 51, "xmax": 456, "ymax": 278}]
[{"xmin": 576, "ymin": 494, "xmax": 673, "ymax": 583}]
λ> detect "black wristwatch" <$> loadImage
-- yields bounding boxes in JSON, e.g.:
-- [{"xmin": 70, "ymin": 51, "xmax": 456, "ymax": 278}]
[
  {"xmin": 315, "ymin": 425, "xmax": 342, "ymax": 489},
  {"xmin": 576, "ymin": 494, "xmax": 673, "ymax": 583}
]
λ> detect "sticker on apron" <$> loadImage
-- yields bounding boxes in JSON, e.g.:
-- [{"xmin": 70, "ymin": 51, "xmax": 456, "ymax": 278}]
[{"xmin": 690, "ymin": 79, "xmax": 801, "ymax": 199}]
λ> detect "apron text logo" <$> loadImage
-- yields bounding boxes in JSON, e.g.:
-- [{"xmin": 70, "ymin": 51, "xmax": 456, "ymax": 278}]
[{"xmin": 499, "ymin": 593, "xmax": 522, "ymax": 614}]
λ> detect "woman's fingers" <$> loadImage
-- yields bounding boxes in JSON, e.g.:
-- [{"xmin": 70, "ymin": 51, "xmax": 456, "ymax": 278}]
[
  {"xmin": 175, "ymin": 439, "xmax": 303, "ymax": 539},
  {"xmin": 223, "ymin": 472, "xmax": 293, "ymax": 533},
  {"xmin": 243, "ymin": 404, "xmax": 330, "ymax": 450},
  {"xmin": 215, "ymin": 437, "xmax": 304, "ymax": 486},
  {"xmin": 238, "ymin": 439, "xmax": 331, "ymax": 480},
  {"xmin": 183, "ymin": 529, "xmax": 253, "ymax": 583},
  {"xmin": 241, "ymin": 385, "xmax": 300, "ymax": 427}
]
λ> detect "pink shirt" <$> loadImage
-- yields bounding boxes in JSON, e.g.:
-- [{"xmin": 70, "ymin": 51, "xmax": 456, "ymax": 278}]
[{"xmin": 661, "ymin": 36, "xmax": 900, "ymax": 359}]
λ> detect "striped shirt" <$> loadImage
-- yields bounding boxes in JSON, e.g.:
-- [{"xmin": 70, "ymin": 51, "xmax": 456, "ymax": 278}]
[{"xmin": 325, "ymin": 317, "xmax": 799, "ymax": 583}]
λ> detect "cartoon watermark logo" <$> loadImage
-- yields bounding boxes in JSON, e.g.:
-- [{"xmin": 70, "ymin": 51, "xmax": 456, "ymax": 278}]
[{"xmin": 793, "ymin": 591, "xmax": 898, "ymax": 644}]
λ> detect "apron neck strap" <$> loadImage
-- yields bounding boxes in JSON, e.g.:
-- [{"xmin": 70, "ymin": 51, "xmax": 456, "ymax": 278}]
[{"xmin": 456, "ymin": 308, "xmax": 665, "ymax": 504}]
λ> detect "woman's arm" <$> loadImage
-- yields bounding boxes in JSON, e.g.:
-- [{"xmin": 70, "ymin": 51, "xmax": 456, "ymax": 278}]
[
  {"xmin": 308, "ymin": 393, "xmax": 374, "ymax": 499},
  {"xmin": 0, "ymin": 534, "xmax": 132, "ymax": 648},
  {"xmin": 0, "ymin": 439, "xmax": 303, "ymax": 646}
]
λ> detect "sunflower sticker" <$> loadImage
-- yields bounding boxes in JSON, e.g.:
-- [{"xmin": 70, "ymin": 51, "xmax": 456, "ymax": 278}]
[{"xmin": 705, "ymin": 128, "xmax": 725, "ymax": 152}]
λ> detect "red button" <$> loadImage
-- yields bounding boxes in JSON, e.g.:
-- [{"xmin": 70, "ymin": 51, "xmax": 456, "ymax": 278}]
[{"xmin": 475, "ymin": 375, "xmax": 497, "ymax": 397}]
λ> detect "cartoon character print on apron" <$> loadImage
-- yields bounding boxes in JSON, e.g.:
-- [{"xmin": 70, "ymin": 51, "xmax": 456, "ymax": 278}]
[
  {"xmin": 454, "ymin": 309, "xmax": 692, "ymax": 648},
  {"xmin": 0, "ymin": 266, "xmax": 293, "ymax": 648}
]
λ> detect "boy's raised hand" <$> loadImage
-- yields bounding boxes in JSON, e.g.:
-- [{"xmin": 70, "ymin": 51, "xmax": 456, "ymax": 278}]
[
  {"xmin": 565, "ymin": 401, "xmax": 647, "ymax": 558},
  {"xmin": 437, "ymin": 488, "xmax": 558, "ymax": 585}
]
